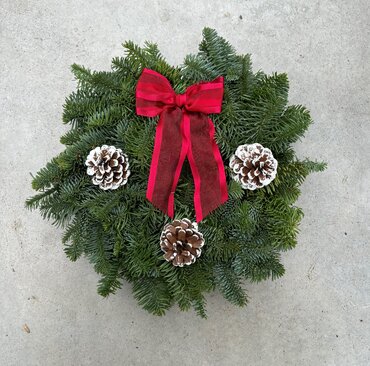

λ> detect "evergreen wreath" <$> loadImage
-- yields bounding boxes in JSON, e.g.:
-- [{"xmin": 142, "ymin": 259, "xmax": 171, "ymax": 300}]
[{"xmin": 26, "ymin": 28, "xmax": 325, "ymax": 317}]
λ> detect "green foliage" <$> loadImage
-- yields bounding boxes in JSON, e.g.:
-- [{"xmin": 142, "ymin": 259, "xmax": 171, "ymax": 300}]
[{"xmin": 26, "ymin": 28, "xmax": 325, "ymax": 317}]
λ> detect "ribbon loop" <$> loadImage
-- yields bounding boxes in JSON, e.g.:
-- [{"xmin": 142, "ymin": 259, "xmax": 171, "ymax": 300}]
[{"xmin": 136, "ymin": 68, "xmax": 228, "ymax": 222}]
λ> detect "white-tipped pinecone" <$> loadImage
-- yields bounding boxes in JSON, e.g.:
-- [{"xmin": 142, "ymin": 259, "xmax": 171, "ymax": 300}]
[
  {"xmin": 160, "ymin": 219, "xmax": 205, "ymax": 267},
  {"xmin": 85, "ymin": 145, "xmax": 130, "ymax": 190},
  {"xmin": 230, "ymin": 143, "xmax": 278, "ymax": 190}
]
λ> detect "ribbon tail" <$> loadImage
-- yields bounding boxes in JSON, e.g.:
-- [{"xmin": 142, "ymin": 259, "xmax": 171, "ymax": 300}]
[
  {"xmin": 146, "ymin": 109, "xmax": 185, "ymax": 218},
  {"xmin": 146, "ymin": 115, "xmax": 164, "ymax": 204},
  {"xmin": 208, "ymin": 117, "xmax": 228, "ymax": 204},
  {"xmin": 186, "ymin": 114, "xmax": 228, "ymax": 222},
  {"xmin": 167, "ymin": 115, "xmax": 189, "ymax": 217},
  {"xmin": 183, "ymin": 112, "xmax": 203, "ymax": 221}
]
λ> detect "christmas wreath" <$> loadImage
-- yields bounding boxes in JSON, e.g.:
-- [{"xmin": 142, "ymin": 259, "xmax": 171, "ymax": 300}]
[{"xmin": 27, "ymin": 28, "xmax": 325, "ymax": 317}]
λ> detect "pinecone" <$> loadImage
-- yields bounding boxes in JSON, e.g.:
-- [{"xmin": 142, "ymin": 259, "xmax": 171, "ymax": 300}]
[
  {"xmin": 160, "ymin": 219, "xmax": 205, "ymax": 267},
  {"xmin": 229, "ymin": 143, "xmax": 278, "ymax": 190},
  {"xmin": 85, "ymin": 145, "xmax": 130, "ymax": 190}
]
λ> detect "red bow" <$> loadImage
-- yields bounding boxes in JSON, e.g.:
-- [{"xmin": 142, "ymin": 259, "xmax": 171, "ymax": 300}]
[{"xmin": 136, "ymin": 68, "xmax": 228, "ymax": 222}]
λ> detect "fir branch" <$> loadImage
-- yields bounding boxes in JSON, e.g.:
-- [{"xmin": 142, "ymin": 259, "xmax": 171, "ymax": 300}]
[
  {"xmin": 132, "ymin": 277, "xmax": 173, "ymax": 316},
  {"xmin": 97, "ymin": 260, "xmax": 122, "ymax": 297},
  {"xmin": 214, "ymin": 264, "xmax": 248, "ymax": 306}
]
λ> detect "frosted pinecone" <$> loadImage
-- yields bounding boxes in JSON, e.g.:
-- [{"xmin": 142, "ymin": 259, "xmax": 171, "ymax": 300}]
[
  {"xmin": 230, "ymin": 143, "xmax": 278, "ymax": 190},
  {"xmin": 160, "ymin": 219, "xmax": 205, "ymax": 267},
  {"xmin": 85, "ymin": 145, "xmax": 130, "ymax": 190}
]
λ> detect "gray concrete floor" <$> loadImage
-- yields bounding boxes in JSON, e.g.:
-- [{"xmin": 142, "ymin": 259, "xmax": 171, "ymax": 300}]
[{"xmin": 1, "ymin": 1, "xmax": 369, "ymax": 365}]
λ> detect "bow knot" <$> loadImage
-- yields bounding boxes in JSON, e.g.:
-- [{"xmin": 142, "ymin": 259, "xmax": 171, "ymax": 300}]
[
  {"xmin": 175, "ymin": 93, "xmax": 186, "ymax": 108},
  {"xmin": 136, "ymin": 68, "xmax": 228, "ymax": 222}
]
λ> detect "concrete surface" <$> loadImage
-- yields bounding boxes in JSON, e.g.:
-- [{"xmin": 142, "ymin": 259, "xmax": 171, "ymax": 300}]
[{"xmin": 1, "ymin": 1, "xmax": 369, "ymax": 365}]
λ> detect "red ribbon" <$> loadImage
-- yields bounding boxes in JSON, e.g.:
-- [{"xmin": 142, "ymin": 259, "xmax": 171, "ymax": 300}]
[{"xmin": 136, "ymin": 68, "xmax": 228, "ymax": 222}]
